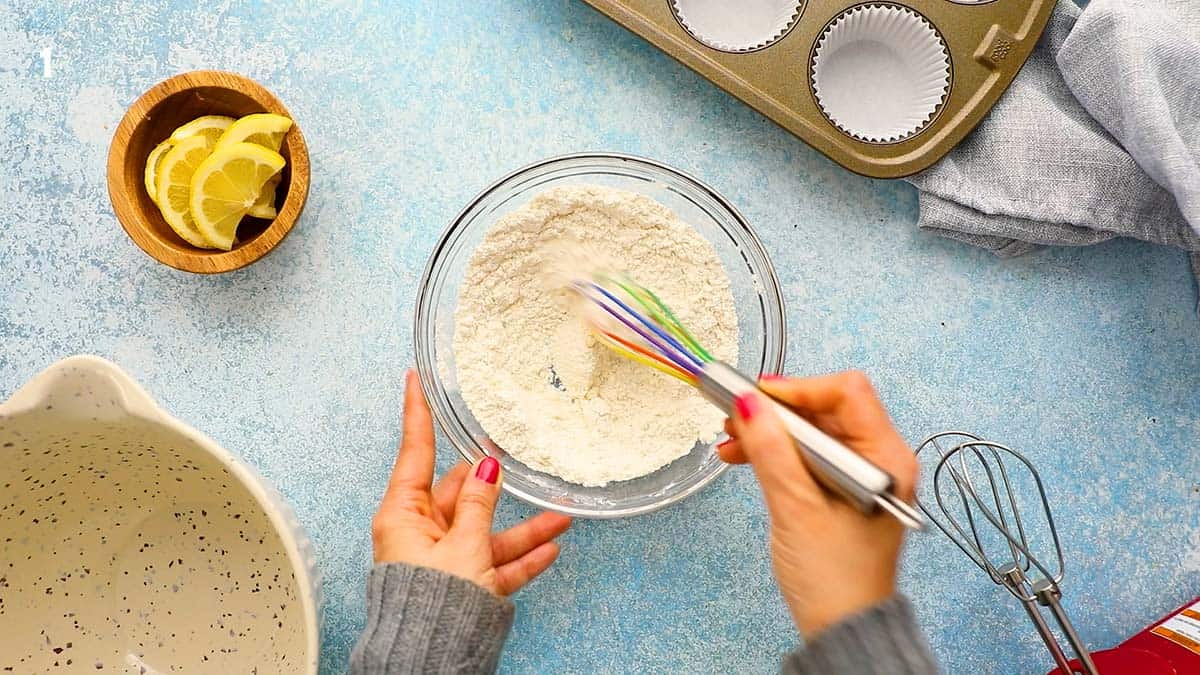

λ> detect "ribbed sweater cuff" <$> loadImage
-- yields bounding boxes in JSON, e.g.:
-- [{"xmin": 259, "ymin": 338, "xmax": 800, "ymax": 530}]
[
  {"xmin": 350, "ymin": 563, "xmax": 515, "ymax": 675},
  {"xmin": 782, "ymin": 596, "xmax": 940, "ymax": 675}
]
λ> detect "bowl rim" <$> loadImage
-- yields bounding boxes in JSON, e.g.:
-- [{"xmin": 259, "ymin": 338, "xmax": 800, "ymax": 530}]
[
  {"xmin": 414, "ymin": 151, "xmax": 787, "ymax": 518},
  {"xmin": 0, "ymin": 355, "xmax": 323, "ymax": 670},
  {"xmin": 105, "ymin": 70, "xmax": 310, "ymax": 274}
]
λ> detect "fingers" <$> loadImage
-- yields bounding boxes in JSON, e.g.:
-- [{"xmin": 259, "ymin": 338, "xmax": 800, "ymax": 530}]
[
  {"xmin": 447, "ymin": 456, "xmax": 502, "ymax": 541},
  {"xmin": 492, "ymin": 511, "xmax": 572, "ymax": 565},
  {"xmin": 385, "ymin": 370, "xmax": 437, "ymax": 497},
  {"xmin": 728, "ymin": 392, "xmax": 824, "ymax": 512},
  {"xmin": 757, "ymin": 372, "xmax": 861, "ymax": 413},
  {"xmin": 716, "ymin": 437, "xmax": 747, "ymax": 464},
  {"xmin": 846, "ymin": 431, "xmax": 919, "ymax": 504},
  {"xmin": 718, "ymin": 419, "xmax": 747, "ymax": 462},
  {"xmin": 882, "ymin": 448, "xmax": 919, "ymax": 503},
  {"xmin": 495, "ymin": 541, "xmax": 560, "ymax": 596},
  {"xmin": 759, "ymin": 371, "xmax": 891, "ymax": 436},
  {"xmin": 759, "ymin": 371, "xmax": 917, "ymax": 504},
  {"xmin": 431, "ymin": 462, "xmax": 471, "ymax": 524}
]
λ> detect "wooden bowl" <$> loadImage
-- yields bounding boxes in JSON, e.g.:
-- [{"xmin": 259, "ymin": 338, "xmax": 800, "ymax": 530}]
[{"xmin": 106, "ymin": 71, "xmax": 310, "ymax": 274}]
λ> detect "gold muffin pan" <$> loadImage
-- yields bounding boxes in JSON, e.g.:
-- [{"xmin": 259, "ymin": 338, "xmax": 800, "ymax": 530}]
[{"xmin": 581, "ymin": 0, "xmax": 1055, "ymax": 178}]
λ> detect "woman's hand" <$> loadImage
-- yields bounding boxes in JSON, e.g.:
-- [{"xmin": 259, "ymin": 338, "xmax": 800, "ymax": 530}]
[
  {"xmin": 719, "ymin": 371, "xmax": 918, "ymax": 637},
  {"xmin": 370, "ymin": 370, "xmax": 572, "ymax": 596}
]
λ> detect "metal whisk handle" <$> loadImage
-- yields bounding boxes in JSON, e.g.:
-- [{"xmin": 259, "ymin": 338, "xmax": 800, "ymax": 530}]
[{"xmin": 698, "ymin": 362, "xmax": 923, "ymax": 530}]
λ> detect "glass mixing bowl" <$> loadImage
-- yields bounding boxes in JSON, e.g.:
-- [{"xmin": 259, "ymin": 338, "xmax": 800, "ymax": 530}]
[{"xmin": 414, "ymin": 153, "xmax": 785, "ymax": 518}]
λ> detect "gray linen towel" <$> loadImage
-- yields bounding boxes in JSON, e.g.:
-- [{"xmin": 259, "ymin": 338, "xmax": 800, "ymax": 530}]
[{"xmin": 906, "ymin": 0, "xmax": 1200, "ymax": 311}]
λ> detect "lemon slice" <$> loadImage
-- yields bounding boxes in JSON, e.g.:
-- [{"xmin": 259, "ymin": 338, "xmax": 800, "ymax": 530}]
[
  {"xmin": 169, "ymin": 115, "xmax": 235, "ymax": 146},
  {"xmin": 213, "ymin": 113, "xmax": 292, "ymax": 153},
  {"xmin": 246, "ymin": 173, "xmax": 282, "ymax": 220},
  {"xmin": 143, "ymin": 139, "xmax": 174, "ymax": 206},
  {"xmin": 154, "ymin": 135, "xmax": 216, "ymax": 248},
  {"xmin": 190, "ymin": 142, "xmax": 286, "ymax": 250}
]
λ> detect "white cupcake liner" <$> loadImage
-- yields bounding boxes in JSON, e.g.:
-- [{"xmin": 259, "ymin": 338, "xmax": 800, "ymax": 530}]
[
  {"xmin": 672, "ymin": 0, "xmax": 804, "ymax": 53},
  {"xmin": 811, "ymin": 4, "xmax": 951, "ymax": 144}
]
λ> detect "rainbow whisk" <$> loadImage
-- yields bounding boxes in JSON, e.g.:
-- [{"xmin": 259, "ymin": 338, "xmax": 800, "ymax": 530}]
[
  {"xmin": 572, "ymin": 274, "xmax": 924, "ymax": 530},
  {"xmin": 572, "ymin": 274, "xmax": 709, "ymax": 386}
]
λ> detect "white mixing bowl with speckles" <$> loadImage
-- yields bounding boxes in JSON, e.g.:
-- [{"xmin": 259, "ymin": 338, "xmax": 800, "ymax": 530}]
[{"xmin": 0, "ymin": 356, "xmax": 321, "ymax": 673}]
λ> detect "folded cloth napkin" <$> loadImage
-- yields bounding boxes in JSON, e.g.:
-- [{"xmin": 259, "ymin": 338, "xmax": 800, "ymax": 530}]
[{"xmin": 906, "ymin": 0, "xmax": 1200, "ymax": 311}]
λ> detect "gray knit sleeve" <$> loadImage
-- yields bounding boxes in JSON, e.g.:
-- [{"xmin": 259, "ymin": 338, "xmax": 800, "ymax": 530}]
[
  {"xmin": 782, "ymin": 596, "xmax": 940, "ymax": 675},
  {"xmin": 350, "ymin": 563, "xmax": 514, "ymax": 675}
]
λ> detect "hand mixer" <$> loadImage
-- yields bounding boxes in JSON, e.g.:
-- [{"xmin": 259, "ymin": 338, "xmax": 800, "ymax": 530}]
[
  {"xmin": 914, "ymin": 431, "xmax": 1099, "ymax": 675},
  {"xmin": 571, "ymin": 274, "xmax": 923, "ymax": 530}
]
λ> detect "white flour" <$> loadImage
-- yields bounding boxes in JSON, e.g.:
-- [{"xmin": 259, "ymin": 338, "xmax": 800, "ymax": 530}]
[{"xmin": 453, "ymin": 185, "xmax": 739, "ymax": 486}]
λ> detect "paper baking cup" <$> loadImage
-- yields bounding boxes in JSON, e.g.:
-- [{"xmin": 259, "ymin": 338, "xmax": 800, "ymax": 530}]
[
  {"xmin": 673, "ymin": 0, "xmax": 804, "ymax": 53},
  {"xmin": 811, "ymin": 4, "xmax": 951, "ymax": 143}
]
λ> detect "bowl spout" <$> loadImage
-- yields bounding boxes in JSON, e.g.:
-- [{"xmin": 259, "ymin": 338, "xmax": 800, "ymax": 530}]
[{"xmin": 0, "ymin": 354, "xmax": 166, "ymax": 422}]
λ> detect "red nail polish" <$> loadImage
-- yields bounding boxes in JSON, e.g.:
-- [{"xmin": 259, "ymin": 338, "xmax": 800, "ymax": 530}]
[
  {"xmin": 717, "ymin": 439, "xmax": 732, "ymax": 451},
  {"xmin": 760, "ymin": 373, "xmax": 785, "ymax": 381},
  {"xmin": 475, "ymin": 456, "xmax": 500, "ymax": 484},
  {"xmin": 734, "ymin": 394, "xmax": 759, "ymax": 420}
]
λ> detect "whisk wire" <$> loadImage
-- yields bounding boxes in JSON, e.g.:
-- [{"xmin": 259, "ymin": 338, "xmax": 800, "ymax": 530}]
[
  {"xmin": 932, "ymin": 450, "xmax": 1000, "ymax": 578},
  {"xmin": 594, "ymin": 328, "xmax": 697, "ymax": 385},
  {"xmin": 926, "ymin": 439, "xmax": 1065, "ymax": 601},
  {"xmin": 916, "ymin": 431, "xmax": 1095, "ymax": 674},
  {"xmin": 592, "ymin": 282, "xmax": 703, "ymax": 371},
  {"xmin": 931, "ymin": 449, "xmax": 1046, "ymax": 595},
  {"xmin": 578, "ymin": 281, "xmax": 703, "ymax": 375},
  {"xmin": 927, "ymin": 434, "xmax": 994, "ymax": 575},
  {"xmin": 948, "ymin": 443, "xmax": 1032, "ymax": 578},
  {"xmin": 606, "ymin": 274, "xmax": 714, "ymax": 363},
  {"xmin": 985, "ymin": 445, "xmax": 1036, "ymax": 572},
  {"xmin": 596, "ymin": 282, "xmax": 706, "ymax": 371}
]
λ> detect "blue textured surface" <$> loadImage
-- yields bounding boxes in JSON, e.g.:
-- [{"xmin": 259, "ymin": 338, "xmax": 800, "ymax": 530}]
[{"xmin": 2, "ymin": 2, "xmax": 1199, "ymax": 673}]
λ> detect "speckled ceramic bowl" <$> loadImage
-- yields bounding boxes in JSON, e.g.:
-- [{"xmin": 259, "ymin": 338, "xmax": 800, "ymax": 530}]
[{"xmin": 0, "ymin": 356, "xmax": 321, "ymax": 673}]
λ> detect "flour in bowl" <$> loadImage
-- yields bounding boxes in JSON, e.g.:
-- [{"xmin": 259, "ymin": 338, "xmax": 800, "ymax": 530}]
[{"xmin": 453, "ymin": 185, "xmax": 738, "ymax": 486}]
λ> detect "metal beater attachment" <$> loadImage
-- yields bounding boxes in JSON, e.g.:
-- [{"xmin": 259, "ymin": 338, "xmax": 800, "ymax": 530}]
[{"xmin": 914, "ymin": 432, "xmax": 1098, "ymax": 675}]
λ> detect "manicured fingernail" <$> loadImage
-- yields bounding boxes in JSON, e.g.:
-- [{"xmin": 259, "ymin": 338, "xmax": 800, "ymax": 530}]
[
  {"xmin": 475, "ymin": 456, "xmax": 500, "ymax": 484},
  {"xmin": 734, "ymin": 393, "xmax": 759, "ymax": 420},
  {"xmin": 760, "ymin": 373, "xmax": 785, "ymax": 381},
  {"xmin": 717, "ymin": 439, "xmax": 733, "ymax": 451}
]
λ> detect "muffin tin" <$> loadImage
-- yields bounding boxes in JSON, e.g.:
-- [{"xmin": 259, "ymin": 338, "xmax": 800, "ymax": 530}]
[{"xmin": 583, "ymin": 0, "xmax": 1055, "ymax": 178}]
